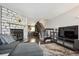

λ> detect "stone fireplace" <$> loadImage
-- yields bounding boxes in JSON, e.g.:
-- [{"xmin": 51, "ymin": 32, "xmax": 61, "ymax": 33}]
[{"xmin": 10, "ymin": 29, "xmax": 24, "ymax": 41}]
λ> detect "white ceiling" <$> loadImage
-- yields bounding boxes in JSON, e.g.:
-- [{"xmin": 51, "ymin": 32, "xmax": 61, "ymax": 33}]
[{"xmin": 0, "ymin": 3, "xmax": 79, "ymax": 24}]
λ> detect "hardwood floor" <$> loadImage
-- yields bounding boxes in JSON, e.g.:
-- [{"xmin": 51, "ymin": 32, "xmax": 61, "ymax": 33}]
[
  {"xmin": 28, "ymin": 33, "xmax": 79, "ymax": 56},
  {"xmin": 40, "ymin": 43, "xmax": 79, "ymax": 56}
]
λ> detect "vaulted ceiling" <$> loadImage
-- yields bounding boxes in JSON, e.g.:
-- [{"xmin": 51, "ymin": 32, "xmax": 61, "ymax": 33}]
[{"xmin": 0, "ymin": 3, "xmax": 79, "ymax": 24}]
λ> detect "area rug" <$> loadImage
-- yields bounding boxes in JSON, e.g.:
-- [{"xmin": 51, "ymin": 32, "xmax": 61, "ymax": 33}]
[{"xmin": 40, "ymin": 43, "xmax": 79, "ymax": 56}]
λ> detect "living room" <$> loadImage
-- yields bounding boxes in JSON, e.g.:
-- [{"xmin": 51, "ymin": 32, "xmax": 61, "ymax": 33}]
[{"xmin": 0, "ymin": 3, "xmax": 79, "ymax": 56}]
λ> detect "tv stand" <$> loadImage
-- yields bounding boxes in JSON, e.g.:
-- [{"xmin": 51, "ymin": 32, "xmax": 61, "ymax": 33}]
[
  {"xmin": 57, "ymin": 37, "xmax": 79, "ymax": 50},
  {"xmin": 57, "ymin": 25, "xmax": 79, "ymax": 50}
]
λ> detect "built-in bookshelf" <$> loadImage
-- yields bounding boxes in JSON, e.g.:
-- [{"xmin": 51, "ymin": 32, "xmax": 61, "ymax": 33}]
[{"xmin": 0, "ymin": 6, "xmax": 25, "ymax": 35}]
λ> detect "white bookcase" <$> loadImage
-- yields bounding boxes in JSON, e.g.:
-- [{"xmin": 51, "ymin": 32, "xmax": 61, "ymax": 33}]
[{"xmin": 0, "ymin": 6, "xmax": 25, "ymax": 35}]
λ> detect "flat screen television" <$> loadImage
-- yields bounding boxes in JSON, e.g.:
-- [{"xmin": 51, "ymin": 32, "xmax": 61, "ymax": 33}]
[
  {"xmin": 64, "ymin": 31, "xmax": 78, "ymax": 39},
  {"xmin": 58, "ymin": 26, "xmax": 78, "ymax": 39}
]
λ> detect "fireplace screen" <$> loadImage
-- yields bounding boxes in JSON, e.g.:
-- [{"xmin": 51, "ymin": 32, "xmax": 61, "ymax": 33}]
[{"xmin": 10, "ymin": 29, "xmax": 23, "ymax": 41}]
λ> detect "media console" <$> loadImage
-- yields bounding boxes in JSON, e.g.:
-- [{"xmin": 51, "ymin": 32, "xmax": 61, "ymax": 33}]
[{"xmin": 57, "ymin": 25, "xmax": 79, "ymax": 50}]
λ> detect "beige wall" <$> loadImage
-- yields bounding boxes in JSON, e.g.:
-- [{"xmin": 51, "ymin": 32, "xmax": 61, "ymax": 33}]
[
  {"xmin": 23, "ymin": 17, "xmax": 28, "ymax": 41},
  {"xmin": 47, "ymin": 6, "xmax": 79, "ymax": 29}
]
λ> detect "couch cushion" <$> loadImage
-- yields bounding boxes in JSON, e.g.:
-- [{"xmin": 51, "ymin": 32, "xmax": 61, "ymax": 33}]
[
  {"xmin": 0, "ymin": 35, "xmax": 8, "ymax": 45},
  {"xmin": 1, "ymin": 34, "xmax": 15, "ymax": 44},
  {"xmin": 0, "ymin": 41, "xmax": 20, "ymax": 50},
  {"xmin": 0, "ymin": 39, "xmax": 3, "ymax": 45},
  {"xmin": 0, "ymin": 49, "xmax": 12, "ymax": 54}
]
